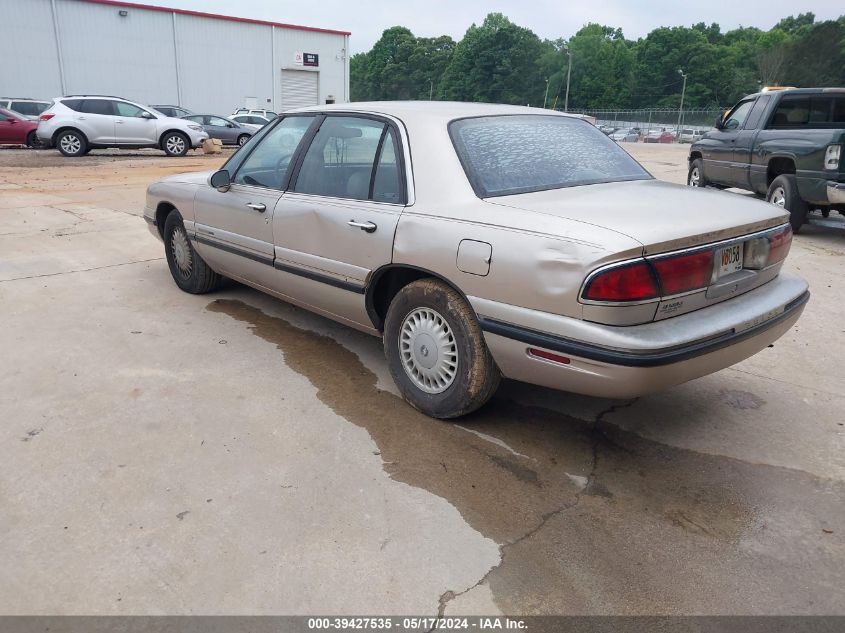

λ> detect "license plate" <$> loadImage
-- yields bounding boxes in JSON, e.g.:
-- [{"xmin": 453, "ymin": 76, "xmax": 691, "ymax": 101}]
[{"xmin": 717, "ymin": 243, "xmax": 743, "ymax": 278}]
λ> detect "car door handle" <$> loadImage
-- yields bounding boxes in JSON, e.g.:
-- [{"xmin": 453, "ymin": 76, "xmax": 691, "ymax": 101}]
[
  {"xmin": 347, "ymin": 220, "xmax": 377, "ymax": 233},
  {"xmin": 115, "ymin": 120, "xmax": 124, "ymax": 124},
  {"xmin": 246, "ymin": 203, "xmax": 266, "ymax": 212}
]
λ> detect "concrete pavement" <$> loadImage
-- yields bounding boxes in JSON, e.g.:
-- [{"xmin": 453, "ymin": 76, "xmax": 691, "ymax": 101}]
[{"xmin": 0, "ymin": 144, "xmax": 842, "ymax": 615}]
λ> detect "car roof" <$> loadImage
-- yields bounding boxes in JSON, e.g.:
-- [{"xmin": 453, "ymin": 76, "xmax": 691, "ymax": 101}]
[
  {"xmin": 745, "ymin": 87, "xmax": 845, "ymax": 98},
  {"xmin": 287, "ymin": 101, "xmax": 577, "ymax": 123}
]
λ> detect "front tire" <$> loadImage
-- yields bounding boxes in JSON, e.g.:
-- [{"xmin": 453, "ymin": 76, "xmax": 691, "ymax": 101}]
[
  {"xmin": 56, "ymin": 130, "xmax": 87, "ymax": 157},
  {"xmin": 237, "ymin": 134, "xmax": 250, "ymax": 147},
  {"xmin": 767, "ymin": 174, "xmax": 808, "ymax": 233},
  {"xmin": 162, "ymin": 131, "xmax": 189, "ymax": 157},
  {"xmin": 687, "ymin": 158, "xmax": 707, "ymax": 187},
  {"xmin": 162, "ymin": 211, "xmax": 220, "ymax": 294},
  {"xmin": 384, "ymin": 279, "xmax": 500, "ymax": 419}
]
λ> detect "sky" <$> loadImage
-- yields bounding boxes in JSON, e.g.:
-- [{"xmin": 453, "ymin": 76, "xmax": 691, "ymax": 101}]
[{"xmin": 153, "ymin": 0, "xmax": 843, "ymax": 54}]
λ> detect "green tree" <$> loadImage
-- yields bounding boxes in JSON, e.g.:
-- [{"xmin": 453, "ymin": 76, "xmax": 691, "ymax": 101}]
[{"xmin": 440, "ymin": 13, "xmax": 549, "ymax": 105}]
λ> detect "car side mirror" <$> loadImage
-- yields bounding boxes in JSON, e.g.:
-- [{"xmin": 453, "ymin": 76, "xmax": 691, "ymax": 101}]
[
  {"xmin": 714, "ymin": 116, "xmax": 723, "ymax": 130},
  {"xmin": 141, "ymin": 111, "xmax": 155, "ymax": 119},
  {"xmin": 227, "ymin": 122, "xmax": 236, "ymax": 128},
  {"xmin": 210, "ymin": 169, "xmax": 231, "ymax": 192}
]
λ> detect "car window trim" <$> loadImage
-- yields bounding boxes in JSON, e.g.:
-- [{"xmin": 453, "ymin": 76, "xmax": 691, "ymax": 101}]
[
  {"xmin": 226, "ymin": 113, "xmax": 322, "ymax": 192},
  {"xmin": 287, "ymin": 112, "xmax": 408, "ymax": 206},
  {"xmin": 368, "ymin": 125, "xmax": 390, "ymax": 200}
]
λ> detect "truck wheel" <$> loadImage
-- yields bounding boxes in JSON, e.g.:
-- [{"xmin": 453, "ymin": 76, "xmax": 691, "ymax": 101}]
[
  {"xmin": 384, "ymin": 279, "xmax": 500, "ymax": 419},
  {"xmin": 687, "ymin": 158, "xmax": 708, "ymax": 187},
  {"xmin": 767, "ymin": 175, "xmax": 808, "ymax": 233}
]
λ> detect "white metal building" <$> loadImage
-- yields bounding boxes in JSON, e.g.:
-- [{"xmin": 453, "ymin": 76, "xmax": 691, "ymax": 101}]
[{"xmin": 0, "ymin": 0, "xmax": 350, "ymax": 114}]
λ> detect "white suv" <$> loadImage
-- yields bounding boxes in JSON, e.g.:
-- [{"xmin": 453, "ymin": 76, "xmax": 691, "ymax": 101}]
[{"xmin": 37, "ymin": 96, "xmax": 208, "ymax": 157}]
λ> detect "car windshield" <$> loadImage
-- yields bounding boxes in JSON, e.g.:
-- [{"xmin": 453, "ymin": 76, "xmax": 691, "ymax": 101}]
[{"xmin": 449, "ymin": 115, "xmax": 651, "ymax": 197}]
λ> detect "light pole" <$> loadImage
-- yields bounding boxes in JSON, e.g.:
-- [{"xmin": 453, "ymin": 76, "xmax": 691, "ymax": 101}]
[
  {"xmin": 564, "ymin": 48, "xmax": 572, "ymax": 112},
  {"xmin": 429, "ymin": 79, "xmax": 433, "ymax": 101},
  {"xmin": 677, "ymin": 69, "xmax": 687, "ymax": 140},
  {"xmin": 543, "ymin": 78, "xmax": 550, "ymax": 109}
]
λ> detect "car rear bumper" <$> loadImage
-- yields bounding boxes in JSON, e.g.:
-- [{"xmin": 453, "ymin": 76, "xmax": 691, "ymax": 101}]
[
  {"xmin": 827, "ymin": 181, "xmax": 845, "ymax": 205},
  {"xmin": 471, "ymin": 272, "xmax": 809, "ymax": 398}
]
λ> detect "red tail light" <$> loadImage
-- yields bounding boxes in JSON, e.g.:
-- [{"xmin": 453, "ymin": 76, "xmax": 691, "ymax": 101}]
[
  {"xmin": 584, "ymin": 261, "xmax": 659, "ymax": 302},
  {"xmin": 766, "ymin": 225, "xmax": 792, "ymax": 265},
  {"xmin": 39, "ymin": 114, "xmax": 55, "ymax": 121},
  {"xmin": 651, "ymin": 250, "xmax": 714, "ymax": 295}
]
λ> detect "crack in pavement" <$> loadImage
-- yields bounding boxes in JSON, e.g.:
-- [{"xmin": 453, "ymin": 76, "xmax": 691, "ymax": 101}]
[
  {"xmin": 0, "ymin": 257, "xmax": 164, "ymax": 283},
  {"xmin": 434, "ymin": 399, "xmax": 638, "ymax": 618}
]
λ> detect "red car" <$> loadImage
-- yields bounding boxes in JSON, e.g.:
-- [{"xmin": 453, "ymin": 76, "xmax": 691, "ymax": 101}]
[{"xmin": 0, "ymin": 108, "xmax": 40, "ymax": 147}]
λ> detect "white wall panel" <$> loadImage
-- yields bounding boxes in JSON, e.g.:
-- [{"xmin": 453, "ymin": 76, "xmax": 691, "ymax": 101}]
[
  {"xmin": 0, "ymin": 0, "xmax": 63, "ymax": 100},
  {"xmin": 55, "ymin": 0, "xmax": 179, "ymax": 105},
  {"xmin": 0, "ymin": 0, "xmax": 348, "ymax": 113},
  {"xmin": 274, "ymin": 28, "xmax": 349, "ymax": 110},
  {"xmin": 174, "ymin": 14, "xmax": 273, "ymax": 114}
]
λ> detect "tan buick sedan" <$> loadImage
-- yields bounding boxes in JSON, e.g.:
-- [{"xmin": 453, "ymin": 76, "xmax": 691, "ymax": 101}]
[{"xmin": 144, "ymin": 102, "xmax": 809, "ymax": 418}]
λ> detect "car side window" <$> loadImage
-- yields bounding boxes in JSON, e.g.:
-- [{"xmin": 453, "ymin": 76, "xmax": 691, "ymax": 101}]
[
  {"xmin": 293, "ymin": 116, "xmax": 386, "ymax": 201},
  {"xmin": 185, "ymin": 115, "xmax": 203, "ymax": 124},
  {"xmin": 232, "ymin": 115, "xmax": 315, "ymax": 190},
  {"xmin": 208, "ymin": 116, "xmax": 229, "ymax": 127},
  {"xmin": 0, "ymin": 112, "xmax": 7, "ymax": 122},
  {"xmin": 723, "ymin": 100, "xmax": 754, "ymax": 130},
  {"xmin": 372, "ymin": 128, "xmax": 403, "ymax": 204},
  {"xmin": 114, "ymin": 101, "xmax": 147, "ymax": 118},
  {"xmin": 769, "ymin": 98, "xmax": 811, "ymax": 127},
  {"xmin": 742, "ymin": 95, "xmax": 771, "ymax": 130},
  {"xmin": 834, "ymin": 98, "xmax": 845, "ymax": 124},
  {"xmin": 81, "ymin": 99, "xmax": 115, "ymax": 116}
]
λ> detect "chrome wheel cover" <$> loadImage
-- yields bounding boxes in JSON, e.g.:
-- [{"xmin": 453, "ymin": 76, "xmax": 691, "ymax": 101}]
[
  {"xmin": 170, "ymin": 226, "xmax": 193, "ymax": 278},
  {"xmin": 166, "ymin": 135, "xmax": 186, "ymax": 154},
  {"xmin": 60, "ymin": 135, "xmax": 81, "ymax": 154},
  {"xmin": 399, "ymin": 307, "xmax": 458, "ymax": 394},
  {"xmin": 238, "ymin": 135, "xmax": 248, "ymax": 146},
  {"xmin": 770, "ymin": 186, "xmax": 786, "ymax": 207},
  {"xmin": 689, "ymin": 167, "xmax": 700, "ymax": 186}
]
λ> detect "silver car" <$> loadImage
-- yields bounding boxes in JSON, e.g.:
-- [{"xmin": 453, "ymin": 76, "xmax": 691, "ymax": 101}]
[
  {"xmin": 37, "ymin": 95, "xmax": 208, "ymax": 157},
  {"xmin": 182, "ymin": 115, "xmax": 254, "ymax": 146},
  {"xmin": 144, "ymin": 102, "xmax": 808, "ymax": 419}
]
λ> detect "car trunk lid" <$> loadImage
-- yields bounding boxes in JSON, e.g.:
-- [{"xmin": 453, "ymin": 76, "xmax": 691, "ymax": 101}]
[{"xmin": 484, "ymin": 179, "xmax": 787, "ymax": 256}]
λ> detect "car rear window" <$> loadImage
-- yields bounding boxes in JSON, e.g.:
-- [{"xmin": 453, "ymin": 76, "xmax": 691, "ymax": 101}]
[
  {"xmin": 449, "ymin": 115, "xmax": 651, "ymax": 198},
  {"xmin": 769, "ymin": 95, "xmax": 845, "ymax": 128}
]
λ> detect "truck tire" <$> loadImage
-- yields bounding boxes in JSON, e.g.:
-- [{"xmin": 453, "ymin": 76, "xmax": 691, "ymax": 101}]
[
  {"xmin": 687, "ymin": 158, "xmax": 708, "ymax": 187},
  {"xmin": 767, "ymin": 175, "xmax": 808, "ymax": 233}
]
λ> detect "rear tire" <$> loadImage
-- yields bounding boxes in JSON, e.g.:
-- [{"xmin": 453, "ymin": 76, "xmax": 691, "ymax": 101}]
[
  {"xmin": 767, "ymin": 174, "xmax": 808, "ymax": 233},
  {"xmin": 25, "ymin": 131, "xmax": 41, "ymax": 148},
  {"xmin": 162, "ymin": 131, "xmax": 189, "ymax": 157},
  {"xmin": 687, "ymin": 158, "xmax": 708, "ymax": 187},
  {"xmin": 56, "ymin": 130, "xmax": 87, "ymax": 157},
  {"xmin": 162, "ymin": 211, "xmax": 220, "ymax": 294},
  {"xmin": 384, "ymin": 279, "xmax": 500, "ymax": 419}
]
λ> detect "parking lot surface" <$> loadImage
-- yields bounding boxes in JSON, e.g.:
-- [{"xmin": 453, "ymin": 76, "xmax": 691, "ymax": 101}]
[{"xmin": 1, "ymin": 144, "xmax": 843, "ymax": 615}]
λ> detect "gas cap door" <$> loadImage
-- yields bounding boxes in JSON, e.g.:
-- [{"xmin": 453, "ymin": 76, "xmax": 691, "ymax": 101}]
[{"xmin": 456, "ymin": 239, "xmax": 492, "ymax": 276}]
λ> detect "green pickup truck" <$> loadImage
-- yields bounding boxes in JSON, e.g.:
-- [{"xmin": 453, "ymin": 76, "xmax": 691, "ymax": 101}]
[{"xmin": 687, "ymin": 88, "xmax": 845, "ymax": 232}]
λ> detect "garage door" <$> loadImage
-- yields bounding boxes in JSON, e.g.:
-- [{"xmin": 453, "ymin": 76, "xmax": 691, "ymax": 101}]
[{"xmin": 280, "ymin": 70, "xmax": 319, "ymax": 111}]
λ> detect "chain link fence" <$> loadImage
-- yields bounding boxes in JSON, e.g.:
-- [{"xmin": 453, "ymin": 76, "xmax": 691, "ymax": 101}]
[{"xmin": 557, "ymin": 108, "xmax": 727, "ymax": 143}]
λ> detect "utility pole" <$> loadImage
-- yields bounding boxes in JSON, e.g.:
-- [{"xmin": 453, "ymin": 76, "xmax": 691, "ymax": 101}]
[
  {"xmin": 564, "ymin": 48, "xmax": 572, "ymax": 112},
  {"xmin": 677, "ymin": 69, "xmax": 687, "ymax": 141},
  {"xmin": 543, "ymin": 78, "xmax": 550, "ymax": 109},
  {"xmin": 429, "ymin": 79, "xmax": 433, "ymax": 100}
]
